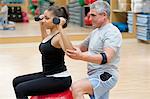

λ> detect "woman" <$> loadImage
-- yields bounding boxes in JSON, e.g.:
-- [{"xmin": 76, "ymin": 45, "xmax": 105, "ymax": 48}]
[{"xmin": 12, "ymin": 6, "xmax": 74, "ymax": 99}]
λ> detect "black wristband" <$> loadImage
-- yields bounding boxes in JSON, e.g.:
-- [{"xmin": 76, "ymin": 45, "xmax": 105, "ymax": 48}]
[{"xmin": 100, "ymin": 53, "xmax": 107, "ymax": 64}]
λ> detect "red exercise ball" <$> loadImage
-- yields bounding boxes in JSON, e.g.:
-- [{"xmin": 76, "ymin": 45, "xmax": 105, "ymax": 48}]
[
  {"xmin": 84, "ymin": 16, "xmax": 92, "ymax": 26},
  {"xmin": 84, "ymin": 0, "xmax": 96, "ymax": 4},
  {"xmin": 32, "ymin": 0, "xmax": 38, "ymax": 5},
  {"xmin": 90, "ymin": 0, "xmax": 96, "ymax": 4},
  {"xmin": 30, "ymin": 89, "xmax": 73, "ymax": 99},
  {"xmin": 84, "ymin": 0, "xmax": 90, "ymax": 5},
  {"xmin": 35, "ymin": 8, "xmax": 40, "ymax": 15},
  {"xmin": 23, "ymin": 17, "xmax": 29, "ymax": 23},
  {"xmin": 84, "ymin": 16, "xmax": 89, "ymax": 25},
  {"xmin": 22, "ymin": 12, "xmax": 27, "ymax": 17}
]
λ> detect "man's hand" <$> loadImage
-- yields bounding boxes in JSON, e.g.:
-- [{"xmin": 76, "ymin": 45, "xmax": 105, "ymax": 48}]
[{"xmin": 66, "ymin": 47, "xmax": 82, "ymax": 60}]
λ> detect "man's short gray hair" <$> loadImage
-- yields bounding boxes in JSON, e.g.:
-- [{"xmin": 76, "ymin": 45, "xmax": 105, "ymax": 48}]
[{"xmin": 90, "ymin": 0, "xmax": 110, "ymax": 17}]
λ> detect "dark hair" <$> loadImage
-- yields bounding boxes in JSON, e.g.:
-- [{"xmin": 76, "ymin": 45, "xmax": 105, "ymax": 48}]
[{"xmin": 48, "ymin": 6, "xmax": 69, "ymax": 28}]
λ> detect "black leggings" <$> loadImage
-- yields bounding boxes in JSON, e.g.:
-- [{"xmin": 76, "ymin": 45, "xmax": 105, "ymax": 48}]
[{"xmin": 12, "ymin": 72, "xmax": 72, "ymax": 99}]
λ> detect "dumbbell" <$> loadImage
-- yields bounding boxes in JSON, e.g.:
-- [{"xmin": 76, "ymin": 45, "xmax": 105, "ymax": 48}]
[{"xmin": 34, "ymin": 16, "xmax": 60, "ymax": 25}]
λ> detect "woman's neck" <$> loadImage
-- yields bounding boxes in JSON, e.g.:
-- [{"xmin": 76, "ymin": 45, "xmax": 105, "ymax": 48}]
[{"xmin": 50, "ymin": 27, "xmax": 59, "ymax": 34}]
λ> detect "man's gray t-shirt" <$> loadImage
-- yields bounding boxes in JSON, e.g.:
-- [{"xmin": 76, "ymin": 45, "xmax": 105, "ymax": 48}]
[{"xmin": 81, "ymin": 23, "xmax": 122, "ymax": 75}]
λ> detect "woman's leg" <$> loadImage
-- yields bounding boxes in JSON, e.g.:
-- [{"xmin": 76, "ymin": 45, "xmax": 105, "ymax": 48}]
[
  {"xmin": 14, "ymin": 75, "xmax": 72, "ymax": 99},
  {"xmin": 12, "ymin": 72, "xmax": 44, "ymax": 99},
  {"xmin": 13, "ymin": 72, "xmax": 44, "ymax": 88}
]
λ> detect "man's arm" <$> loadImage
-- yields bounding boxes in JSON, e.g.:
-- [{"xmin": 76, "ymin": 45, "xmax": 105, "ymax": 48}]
[
  {"xmin": 66, "ymin": 47, "xmax": 115, "ymax": 64},
  {"xmin": 77, "ymin": 34, "xmax": 91, "ymax": 52},
  {"xmin": 81, "ymin": 47, "xmax": 115, "ymax": 64}
]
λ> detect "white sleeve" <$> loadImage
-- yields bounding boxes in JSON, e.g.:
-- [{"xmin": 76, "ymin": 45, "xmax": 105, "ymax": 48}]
[
  {"xmin": 80, "ymin": 35, "xmax": 90, "ymax": 47},
  {"xmin": 103, "ymin": 30, "xmax": 122, "ymax": 52}
]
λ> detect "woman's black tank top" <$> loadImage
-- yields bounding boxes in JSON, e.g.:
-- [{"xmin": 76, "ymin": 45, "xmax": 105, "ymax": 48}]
[{"xmin": 39, "ymin": 33, "xmax": 66, "ymax": 75}]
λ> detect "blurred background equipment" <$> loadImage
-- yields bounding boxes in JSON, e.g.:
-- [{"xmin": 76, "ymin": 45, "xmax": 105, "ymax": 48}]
[
  {"xmin": 0, "ymin": 0, "xmax": 29, "ymax": 23},
  {"xmin": 29, "ymin": 0, "xmax": 55, "ymax": 16},
  {"xmin": 0, "ymin": 5, "xmax": 15, "ymax": 30}
]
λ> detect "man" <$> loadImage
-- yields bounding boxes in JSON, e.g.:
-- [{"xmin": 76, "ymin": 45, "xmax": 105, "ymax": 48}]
[
  {"xmin": 0, "ymin": 5, "xmax": 8, "ymax": 27},
  {"xmin": 0, "ymin": 5, "xmax": 15, "ymax": 30},
  {"xmin": 66, "ymin": 1, "xmax": 122, "ymax": 99}
]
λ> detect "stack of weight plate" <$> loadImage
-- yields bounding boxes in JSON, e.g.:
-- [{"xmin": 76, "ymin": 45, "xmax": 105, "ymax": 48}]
[
  {"xmin": 68, "ymin": 0, "xmax": 83, "ymax": 26},
  {"xmin": 136, "ymin": 14, "xmax": 150, "ymax": 41},
  {"xmin": 2, "ymin": 0, "xmax": 24, "ymax": 4},
  {"xmin": 127, "ymin": 12, "xmax": 134, "ymax": 33},
  {"xmin": 39, "ymin": 0, "xmax": 50, "ymax": 15}
]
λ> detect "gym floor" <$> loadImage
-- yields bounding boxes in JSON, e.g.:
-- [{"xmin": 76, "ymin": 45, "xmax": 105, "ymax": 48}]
[{"xmin": 0, "ymin": 22, "xmax": 150, "ymax": 99}]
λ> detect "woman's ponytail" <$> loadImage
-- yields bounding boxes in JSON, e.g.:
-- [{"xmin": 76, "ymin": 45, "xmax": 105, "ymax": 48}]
[{"xmin": 59, "ymin": 7, "xmax": 69, "ymax": 28}]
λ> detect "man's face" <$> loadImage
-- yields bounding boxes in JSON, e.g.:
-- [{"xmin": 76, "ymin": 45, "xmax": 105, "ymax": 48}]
[{"xmin": 89, "ymin": 9, "xmax": 106, "ymax": 28}]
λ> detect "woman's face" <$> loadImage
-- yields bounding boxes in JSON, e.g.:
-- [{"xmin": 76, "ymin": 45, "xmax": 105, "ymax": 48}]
[{"xmin": 42, "ymin": 10, "xmax": 56, "ymax": 29}]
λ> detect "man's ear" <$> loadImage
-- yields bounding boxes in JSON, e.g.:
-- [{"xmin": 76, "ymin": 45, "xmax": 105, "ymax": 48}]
[{"xmin": 103, "ymin": 11, "xmax": 107, "ymax": 17}]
